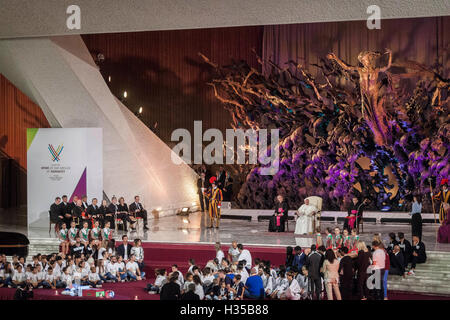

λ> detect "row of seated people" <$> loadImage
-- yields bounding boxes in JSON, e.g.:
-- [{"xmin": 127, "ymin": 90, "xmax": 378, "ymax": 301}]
[
  {"xmin": 0, "ymin": 236, "xmax": 145, "ymax": 289},
  {"xmin": 50, "ymin": 195, "xmax": 149, "ymax": 231}
]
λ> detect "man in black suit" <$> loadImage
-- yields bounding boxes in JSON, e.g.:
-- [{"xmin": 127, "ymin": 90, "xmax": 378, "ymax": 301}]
[
  {"xmin": 197, "ymin": 173, "xmax": 210, "ymax": 212},
  {"xmin": 107, "ymin": 196, "xmax": 119, "ymax": 229},
  {"xmin": 306, "ymin": 245, "xmax": 323, "ymax": 300},
  {"xmin": 116, "ymin": 235, "xmax": 133, "ymax": 262},
  {"xmin": 160, "ymin": 274, "xmax": 181, "ymax": 300},
  {"xmin": 59, "ymin": 195, "xmax": 70, "ymax": 225},
  {"xmin": 397, "ymin": 232, "xmax": 412, "ymax": 269},
  {"xmin": 129, "ymin": 196, "xmax": 149, "ymax": 230},
  {"xmin": 86, "ymin": 198, "xmax": 100, "ymax": 227},
  {"xmin": 71, "ymin": 199, "xmax": 84, "ymax": 228},
  {"xmin": 389, "ymin": 245, "xmax": 405, "ymax": 276},
  {"xmin": 50, "ymin": 197, "xmax": 63, "ymax": 227},
  {"xmin": 81, "ymin": 195, "xmax": 89, "ymax": 210},
  {"xmin": 180, "ymin": 283, "xmax": 200, "ymax": 300}
]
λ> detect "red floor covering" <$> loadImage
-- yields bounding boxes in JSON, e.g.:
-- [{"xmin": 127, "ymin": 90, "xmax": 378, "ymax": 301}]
[{"xmin": 0, "ymin": 242, "xmax": 448, "ymax": 300}]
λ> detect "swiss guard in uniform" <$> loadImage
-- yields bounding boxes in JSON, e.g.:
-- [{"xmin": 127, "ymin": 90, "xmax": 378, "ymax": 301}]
[
  {"xmin": 204, "ymin": 176, "xmax": 223, "ymax": 228},
  {"xmin": 433, "ymin": 179, "xmax": 450, "ymax": 223}
]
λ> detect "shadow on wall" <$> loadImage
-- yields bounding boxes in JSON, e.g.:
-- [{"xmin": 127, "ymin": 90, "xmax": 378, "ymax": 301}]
[
  {"xmin": 99, "ymin": 54, "xmax": 230, "ymax": 145},
  {"xmin": 0, "ymin": 148, "xmax": 27, "ymax": 209}
]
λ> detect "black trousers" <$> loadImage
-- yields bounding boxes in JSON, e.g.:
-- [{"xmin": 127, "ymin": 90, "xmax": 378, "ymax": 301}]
[
  {"xmin": 411, "ymin": 255, "xmax": 426, "ymax": 269},
  {"xmin": 356, "ymin": 272, "xmax": 369, "ymax": 299},
  {"xmin": 104, "ymin": 214, "xmax": 115, "ymax": 228},
  {"xmin": 340, "ymin": 282, "xmax": 353, "ymax": 300},
  {"xmin": 411, "ymin": 214, "xmax": 422, "ymax": 240},
  {"xmin": 136, "ymin": 210, "xmax": 148, "ymax": 226},
  {"xmin": 389, "ymin": 266, "xmax": 403, "ymax": 276},
  {"xmin": 309, "ymin": 277, "xmax": 322, "ymax": 300},
  {"xmin": 375, "ymin": 269, "xmax": 385, "ymax": 300}
]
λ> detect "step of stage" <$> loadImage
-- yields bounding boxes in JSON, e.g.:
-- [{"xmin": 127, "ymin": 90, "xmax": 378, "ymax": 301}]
[{"xmin": 387, "ymin": 250, "xmax": 450, "ymax": 296}]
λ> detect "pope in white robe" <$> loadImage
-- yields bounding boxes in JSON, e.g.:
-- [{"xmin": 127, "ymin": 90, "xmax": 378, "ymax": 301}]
[{"xmin": 295, "ymin": 199, "xmax": 317, "ymax": 235}]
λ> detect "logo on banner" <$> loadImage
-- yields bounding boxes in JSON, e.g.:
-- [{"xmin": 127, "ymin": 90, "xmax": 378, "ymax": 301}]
[{"xmin": 48, "ymin": 144, "xmax": 64, "ymax": 162}]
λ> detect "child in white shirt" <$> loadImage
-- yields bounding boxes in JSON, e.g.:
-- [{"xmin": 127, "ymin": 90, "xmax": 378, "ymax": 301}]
[
  {"xmin": 42, "ymin": 267, "xmax": 57, "ymax": 289},
  {"xmin": 60, "ymin": 267, "xmax": 73, "ymax": 288},
  {"xmin": 126, "ymin": 255, "xmax": 143, "ymax": 281},
  {"xmin": 146, "ymin": 269, "xmax": 167, "ymax": 294},
  {"xmin": 88, "ymin": 266, "xmax": 102, "ymax": 288},
  {"xmin": 12, "ymin": 265, "xmax": 27, "ymax": 288}
]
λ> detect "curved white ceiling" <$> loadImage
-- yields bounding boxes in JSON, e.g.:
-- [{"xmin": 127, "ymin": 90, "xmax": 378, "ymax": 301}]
[{"xmin": 0, "ymin": 0, "xmax": 449, "ymax": 39}]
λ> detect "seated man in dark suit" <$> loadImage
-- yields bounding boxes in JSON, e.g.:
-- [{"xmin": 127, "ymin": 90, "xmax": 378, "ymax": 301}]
[
  {"xmin": 408, "ymin": 235, "xmax": 426, "ymax": 276},
  {"xmin": 397, "ymin": 232, "xmax": 412, "ymax": 269},
  {"xmin": 58, "ymin": 195, "xmax": 70, "ymax": 226},
  {"xmin": 86, "ymin": 198, "xmax": 100, "ymax": 227},
  {"xmin": 71, "ymin": 199, "xmax": 84, "ymax": 228},
  {"xmin": 81, "ymin": 195, "xmax": 89, "ymax": 210},
  {"xmin": 116, "ymin": 235, "xmax": 133, "ymax": 263},
  {"xmin": 129, "ymin": 196, "xmax": 149, "ymax": 230},
  {"xmin": 389, "ymin": 245, "xmax": 405, "ymax": 276},
  {"xmin": 50, "ymin": 197, "xmax": 63, "ymax": 227},
  {"xmin": 107, "ymin": 196, "xmax": 119, "ymax": 229}
]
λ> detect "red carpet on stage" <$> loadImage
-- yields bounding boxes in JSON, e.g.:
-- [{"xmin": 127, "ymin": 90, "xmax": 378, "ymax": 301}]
[
  {"xmin": 141, "ymin": 242, "xmax": 286, "ymax": 275},
  {"xmin": 1, "ymin": 242, "xmax": 449, "ymax": 300}
]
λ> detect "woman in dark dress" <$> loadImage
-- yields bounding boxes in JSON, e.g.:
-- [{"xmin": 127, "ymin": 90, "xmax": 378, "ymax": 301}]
[
  {"xmin": 354, "ymin": 240, "xmax": 371, "ymax": 300},
  {"xmin": 410, "ymin": 195, "xmax": 423, "ymax": 240},
  {"xmin": 117, "ymin": 197, "xmax": 135, "ymax": 232},
  {"xmin": 269, "ymin": 195, "xmax": 289, "ymax": 232}
]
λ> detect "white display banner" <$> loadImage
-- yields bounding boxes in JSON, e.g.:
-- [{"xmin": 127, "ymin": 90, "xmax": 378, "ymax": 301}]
[{"xmin": 27, "ymin": 128, "xmax": 103, "ymax": 228}]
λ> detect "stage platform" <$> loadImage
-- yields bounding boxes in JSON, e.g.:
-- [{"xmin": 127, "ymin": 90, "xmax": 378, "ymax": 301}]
[
  {"xmin": 2, "ymin": 209, "xmax": 450, "ymax": 297},
  {"xmin": 1, "ymin": 210, "xmax": 449, "ymax": 251}
]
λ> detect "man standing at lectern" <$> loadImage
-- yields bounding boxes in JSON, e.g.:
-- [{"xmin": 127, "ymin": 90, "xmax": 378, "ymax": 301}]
[{"xmin": 129, "ymin": 196, "xmax": 149, "ymax": 230}]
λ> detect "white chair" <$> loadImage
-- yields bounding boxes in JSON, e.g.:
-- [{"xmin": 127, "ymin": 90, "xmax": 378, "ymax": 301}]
[{"xmin": 305, "ymin": 196, "xmax": 323, "ymax": 232}]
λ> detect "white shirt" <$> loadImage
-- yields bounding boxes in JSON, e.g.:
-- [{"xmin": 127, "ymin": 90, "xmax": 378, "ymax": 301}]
[
  {"xmin": 61, "ymin": 273, "xmax": 72, "ymax": 284},
  {"xmin": 126, "ymin": 261, "xmax": 139, "ymax": 274},
  {"xmin": 155, "ymin": 275, "xmax": 166, "ymax": 287},
  {"xmin": 195, "ymin": 284, "xmax": 205, "ymax": 300},
  {"xmin": 238, "ymin": 249, "xmax": 252, "ymax": 269},
  {"xmin": 45, "ymin": 273, "xmax": 57, "ymax": 282},
  {"xmin": 27, "ymin": 273, "xmax": 39, "ymax": 283},
  {"xmin": 88, "ymin": 272, "xmax": 100, "ymax": 282},
  {"xmin": 116, "ymin": 262, "xmax": 125, "ymax": 272},
  {"xmin": 131, "ymin": 247, "xmax": 144, "ymax": 261},
  {"xmin": 98, "ymin": 248, "xmax": 106, "ymax": 260},
  {"xmin": 228, "ymin": 247, "xmax": 240, "ymax": 263},
  {"xmin": 106, "ymin": 262, "xmax": 116, "ymax": 274},
  {"xmin": 216, "ymin": 250, "xmax": 225, "ymax": 263},
  {"xmin": 13, "ymin": 272, "xmax": 26, "ymax": 282},
  {"xmin": 372, "ymin": 249, "xmax": 386, "ymax": 269},
  {"xmin": 239, "ymin": 269, "xmax": 249, "ymax": 284},
  {"xmin": 175, "ymin": 271, "xmax": 184, "ymax": 285}
]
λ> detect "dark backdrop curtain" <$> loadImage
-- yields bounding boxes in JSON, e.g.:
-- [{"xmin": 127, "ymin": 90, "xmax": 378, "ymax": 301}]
[{"xmin": 262, "ymin": 17, "xmax": 449, "ymax": 78}]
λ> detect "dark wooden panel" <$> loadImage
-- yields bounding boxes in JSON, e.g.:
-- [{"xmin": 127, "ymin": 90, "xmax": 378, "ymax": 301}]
[
  {"xmin": 82, "ymin": 26, "xmax": 264, "ymax": 145},
  {"xmin": 0, "ymin": 74, "xmax": 50, "ymax": 207}
]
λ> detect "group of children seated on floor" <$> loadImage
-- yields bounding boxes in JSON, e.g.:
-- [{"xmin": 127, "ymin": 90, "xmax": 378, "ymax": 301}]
[
  {"xmin": 0, "ymin": 234, "xmax": 146, "ymax": 290},
  {"xmin": 151, "ymin": 227, "xmax": 427, "ymax": 300},
  {"xmin": 149, "ymin": 240, "xmax": 314, "ymax": 300}
]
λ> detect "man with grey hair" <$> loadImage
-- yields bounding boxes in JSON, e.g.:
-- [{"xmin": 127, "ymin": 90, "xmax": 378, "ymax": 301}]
[
  {"xmin": 228, "ymin": 241, "xmax": 240, "ymax": 264},
  {"xmin": 180, "ymin": 283, "xmax": 200, "ymax": 300}
]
